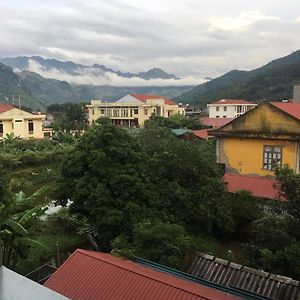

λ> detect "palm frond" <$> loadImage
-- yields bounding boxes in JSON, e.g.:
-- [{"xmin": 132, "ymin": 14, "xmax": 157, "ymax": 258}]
[{"xmin": 4, "ymin": 219, "xmax": 28, "ymax": 236}]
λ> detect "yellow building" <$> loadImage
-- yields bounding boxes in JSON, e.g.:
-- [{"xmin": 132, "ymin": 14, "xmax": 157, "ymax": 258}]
[
  {"xmin": 212, "ymin": 101, "xmax": 300, "ymax": 177},
  {"xmin": 87, "ymin": 94, "xmax": 185, "ymax": 127},
  {"xmin": 0, "ymin": 104, "xmax": 47, "ymax": 139}
]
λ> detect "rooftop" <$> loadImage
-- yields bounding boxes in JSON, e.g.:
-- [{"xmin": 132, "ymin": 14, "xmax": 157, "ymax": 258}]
[
  {"xmin": 200, "ymin": 117, "xmax": 234, "ymax": 128},
  {"xmin": 130, "ymin": 94, "xmax": 177, "ymax": 105},
  {"xmin": 270, "ymin": 101, "xmax": 300, "ymax": 121},
  {"xmin": 210, "ymin": 99, "xmax": 255, "ymax": 105},
  {"xmin": 224, "ymin": 173, "xmax": 280, "ymax": 199},
  {"xmin": 184, "ymin": 252, "xmax": 300, "ymax": 300},
  {"xmin": 45, "ymin": 249, "xmax": 239, "ymax": 300},
  {"xmin": 0, "ymin": 103, "xmax": 15, "ymax": 113},
  {"xmin": 0, "ymin": 266, "xmax": 68, "ymax": 300},
  {"xmin": 192, "ymin": 129, "xmax": 210, "ymax": 139}
]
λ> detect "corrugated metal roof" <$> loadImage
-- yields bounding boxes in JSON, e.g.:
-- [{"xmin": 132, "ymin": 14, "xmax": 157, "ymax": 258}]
[
  {"xmin": 184, "ymin": 252, "xmax": 300, "ymax": 300},
  {"xmin": 223, "ymin": 173, "xmax": 280, "ymax": 200},
  {"xmin": 270, "ymin": 102, "xmax": 300, "ymax": 121},
  {"xmin": 0, "ymin": 266, "xmax": 68, "ymax": 300},
  {"xmin": 171, "ymin": 128, "xmax": 191, "ymax": 136},
  {"xmin": 44, "ymin": 249, "xmax": 239, "ymax": 300},
  {"xmin": 200, "ymin": 117, "xmax": 234, "ymax": 128},
  {"xmin": 192, "ymin": 129, "xmax": 210, "ymax": 139}
]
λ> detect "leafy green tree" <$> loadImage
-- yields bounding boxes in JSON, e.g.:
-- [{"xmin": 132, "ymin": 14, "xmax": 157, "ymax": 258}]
[
  {"xmin": 145, "ymin": 115, "xmax": 201, "ymax": 130},
  {"xmin": 112, "ymin": 220, "xmax": 191, "ymax": 268},
  {"xmin": 55, "ymin": 122, "xmax": 159, "ymax": 251},
  {"xmin": 138, "ymin": 123, "xmax": 234, "ymax": 237},
  {"xmin": 48, "ymin": 103, "xmax": 87, "ymax": 132}
]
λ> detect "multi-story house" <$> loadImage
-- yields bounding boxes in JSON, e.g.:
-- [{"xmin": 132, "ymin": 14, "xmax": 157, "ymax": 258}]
[
  {"xmin": 207, "ymin": 99, "xmax": 257, "ymax": 119},
  {"xmin": 87, "ymin": 94, "xmax": 185, "ymax": 127},
  {"xmin": 212, "ymin": 101, "xmax": 300, "ymax": 199},
  {"xmin": 0, "ymin": 104, "xmax": 46, "ymax": 139}
]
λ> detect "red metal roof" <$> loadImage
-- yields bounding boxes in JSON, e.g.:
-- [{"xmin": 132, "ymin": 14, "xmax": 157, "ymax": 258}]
[
  {"xmin": 130, "ymin": 94, "xmax": 177, "ymax": 105},
  {"xmin": 0, "ymin": 103, "xmax": 15, "ymax": 113},
  {"xmin": 192, "ymin": 129, "xmax": 210, "ymax": 139},
  {"xmin": 224, "ymin": 173, "xmax": 280, "ymax": 199},
  {"xmin": 212, "ymin": 99, "xmax": 254, "ymax": 105},
  {"xmin": 270, "ymin": 102, "xmax": 300, "ymax": 120},
  {"xmin": 44, "ymin": 249, "xmax": 238, "ymax": 300},
  {"xmin": 200, "ymin": 117, "xmax": 234, "ymax": 128}
]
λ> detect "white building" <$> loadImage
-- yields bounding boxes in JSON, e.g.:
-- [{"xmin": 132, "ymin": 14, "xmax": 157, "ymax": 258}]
[{"xmin": 207, "ymin": 99, "xmax": 257, "ymax": 118}]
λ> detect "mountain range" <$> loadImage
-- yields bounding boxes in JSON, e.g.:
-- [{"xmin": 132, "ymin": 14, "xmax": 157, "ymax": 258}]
[
  {"xmin": 0, "ymin": 56, "xmax": 192, "ymax": 109},
  {"xmin": 0, "ymin": 56, "xmax": 179, "ymax": 80},
  {"xmin": 1, "ymin": 51, "xmax": 300, "ymax": 110},
  {"xmin": 177, "ymin": 50, "xmax": 300, "ymax": 107}
]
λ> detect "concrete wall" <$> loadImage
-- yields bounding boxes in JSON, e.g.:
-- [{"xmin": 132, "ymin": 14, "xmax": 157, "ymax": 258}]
[
  {"xmin": 293, "ymin": 85, "xmax": 300, "ymax": 102},
  {"xmin": 0, "ymin": 108, "xmax": 45, "ymax": 139},
  {"xmin": 218, "ymin": 137, "xmax": 297, "ymax": 176}
]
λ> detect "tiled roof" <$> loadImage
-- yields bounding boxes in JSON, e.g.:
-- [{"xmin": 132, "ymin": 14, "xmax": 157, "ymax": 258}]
[
  {"xmin": 200, "ymin": 117, "xmax": 234, "ymax": 128},
  {"xmin": 270, "ymin": 102, "xmax": 300, "ymax": 121},
  {"xmin": 192, "ymin": 129, "xmax": 210, "ymax": 139},
  {"xmin": 130, "ymin": 94, "xmax": 177, "ymax": 105},
  {"xmin": 184, "ymin": 252, "xmax": 300, "ymax": 300},
  {"xmin": 212, "ymin": 99, "xmax": 254, "ymax": 105},
  {"xmin": 224, "ymin": 173, "xmax": 280, "ymax": 199},
  {"xmin": 0, "ymin": 103, "xmax": 15, "ymax": 113},
  {"xmin": 44, "ymin": 249, "xmax": 238, "ymax": 300}
]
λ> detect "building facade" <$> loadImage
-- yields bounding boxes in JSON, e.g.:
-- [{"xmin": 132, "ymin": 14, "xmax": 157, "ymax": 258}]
[
  {"xmin": 0, "ymin": 104, "xmax": 46, "ymax": 139},
  {"xmin": 212, "ymin": 101, "xmax": 300, "ymax": 177},
  {"xmin": 87, "ymin": 94, "xmax": 185, "ymax": 127},
  {"xmin": 207, "ymin": 99, "xmax": 257, "ymax": 119}
]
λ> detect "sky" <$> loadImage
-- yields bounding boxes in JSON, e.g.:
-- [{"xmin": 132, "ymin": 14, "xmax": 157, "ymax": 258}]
[{"xmin": 1, "ymin": 0, "xmax": 300, "ymax": 85}]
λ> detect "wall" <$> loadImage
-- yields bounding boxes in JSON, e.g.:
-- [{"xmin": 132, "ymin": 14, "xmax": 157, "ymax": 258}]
[
  {"xmin": 0, "ymin": 108, "xmax": 45, "ymax": 139},
  {"xmin": 218, "ymin": 137, "xmax": 297, "ymax": 176}
]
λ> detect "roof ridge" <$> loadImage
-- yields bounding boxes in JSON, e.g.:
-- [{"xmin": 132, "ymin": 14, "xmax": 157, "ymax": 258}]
[{"xmin": 76, "ymin": 250, "xmax": 213, "ymax": 299}]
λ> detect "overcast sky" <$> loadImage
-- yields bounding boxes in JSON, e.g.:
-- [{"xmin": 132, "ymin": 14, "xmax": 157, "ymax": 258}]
[{"xmin": 1, "ymin": 0, "xmax": 300, "ymax": 84}]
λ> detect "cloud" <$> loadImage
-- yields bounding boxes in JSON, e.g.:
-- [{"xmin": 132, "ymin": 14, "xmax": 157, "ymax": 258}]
[
  {"xmin": 209, "ymin": 11, "xmax": 280, "ymax": 32},
  {"xmin": 26, "ymin": 59, "xmax": 204, "ymax": 86},
  {"xmin": 0, "ymin": 0, "xmax": 300, "ymax": 82}
]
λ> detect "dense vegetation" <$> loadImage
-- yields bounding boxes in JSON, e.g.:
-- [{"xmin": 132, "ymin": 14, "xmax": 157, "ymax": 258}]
[
  {"xmin": 0, "ymin": 63, "xmax": 44, "ymax": 110},
  {"xmin": 177, "ymin": 50, "xmax": 300, "ymax": 107},
  {"xmin": 1, "ymin": 117, "xmax": 299, "ymax": 281}
]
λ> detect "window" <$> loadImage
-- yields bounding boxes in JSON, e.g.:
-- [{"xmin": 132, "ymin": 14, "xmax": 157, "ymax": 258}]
[
  {"xmin": 28, "ymin": 120, "xmax": 34, "ymax": 134},
  {"xmin": 216, "ymin": 115, "xmax": 219, "ymax": 118},
  {"xmin": 134, "ymin": 109, "xmax": 138, "ymax": 115},
  {"xmin": 224, "ymin": 106, "xmax": 227, "ymax": 111},
  {"xmin": 100, "ymin": 109, "xmax": 105, "ymax": 114},
  {"xmin": 92, "ymin": 109, "xmax": 95, "ymax": 115},
  {"xmin": 144, "ymin": 109, "xmax": 148, "ymax": 115},
  {"xmin": 263, "ymin": 146, "xmax": 282, "ymax": 170},
  {"xmin": 216, "ymin": 107, "xmax": 219, "ymax": 112},
  {"xmin": 0, "ymin": 122, "xmax": 3, "ymax": 137},
  {"xmin": 223, "ymin": 116, "xmax": 226, "ymax": 118}
]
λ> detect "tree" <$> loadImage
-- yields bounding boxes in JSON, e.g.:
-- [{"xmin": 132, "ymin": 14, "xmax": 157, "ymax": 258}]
[
  {"xmin": 112, "ymin": 220, "xmax": 191, "ymax": 268},
  {"xmin": 0, "ymin": 189, "xmax": 47, "ymax": 269},
  {"xmin": 55, "ymin": 122, "xmax": 159, "ymax": 251},
  {"xmin": 145, "ymin": 114, "xmax": 201, "ymax": 130},
  {"xmin": 138, "ymin": 123, "xmax": 234, "ymax": 237}
]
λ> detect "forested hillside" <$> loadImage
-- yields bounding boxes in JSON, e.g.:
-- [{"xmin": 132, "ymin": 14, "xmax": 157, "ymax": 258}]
[{"xmin": 178, "ymin": 50, "xmax": 300, "ymax": 107}]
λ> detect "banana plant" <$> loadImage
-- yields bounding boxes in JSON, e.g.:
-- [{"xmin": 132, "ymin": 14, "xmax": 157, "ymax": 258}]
[{"xmin": 0, "ymin": 188, "xmax": 47, "ymax": 270}]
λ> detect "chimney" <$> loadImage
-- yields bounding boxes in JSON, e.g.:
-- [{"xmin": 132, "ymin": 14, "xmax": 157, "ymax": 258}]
[{"xmin": 293, "ymin": 85, "xmax": 300, "ymax": 102}]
